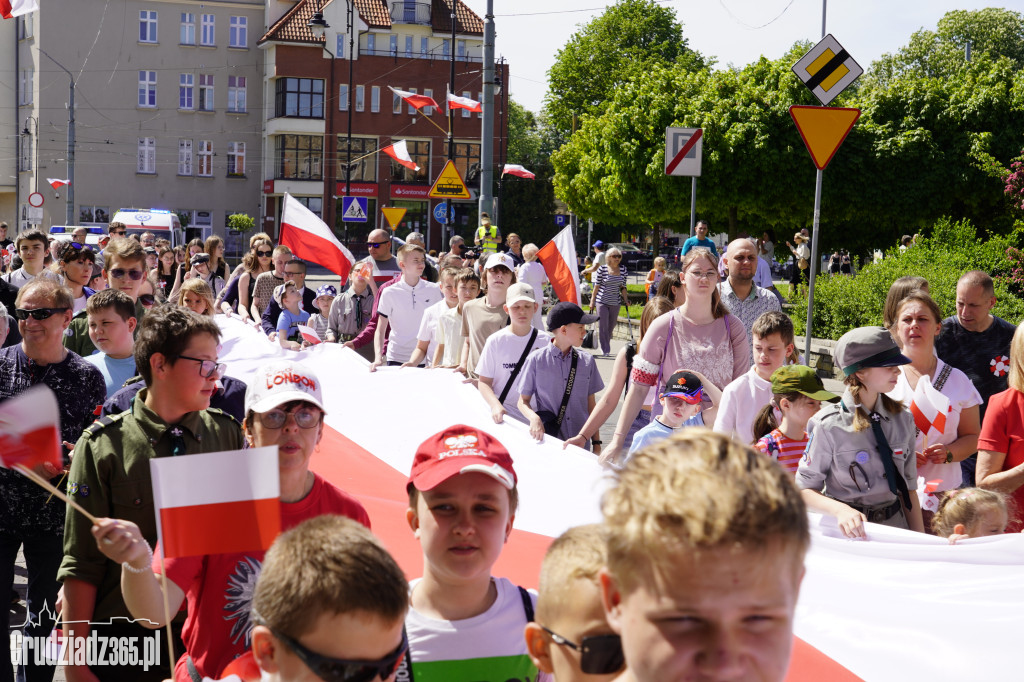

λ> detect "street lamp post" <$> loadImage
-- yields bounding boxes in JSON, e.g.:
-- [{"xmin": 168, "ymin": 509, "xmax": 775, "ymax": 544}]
[
  {"xmin": 39, "ymin": 48, "xmax": 74, "ymax": 225},
  {"xmin": 446, "ymin": 0, "xmax": 457, "ymax": 245}
]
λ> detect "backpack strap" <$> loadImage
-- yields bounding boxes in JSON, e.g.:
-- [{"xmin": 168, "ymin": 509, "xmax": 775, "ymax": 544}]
[
  {"xmin": 499, "ymin": 328, "xmax": 538, "ymax": 404},
  {"xmin": 517, "ymin": 585, "xmax": 535, "ymax": 622}
]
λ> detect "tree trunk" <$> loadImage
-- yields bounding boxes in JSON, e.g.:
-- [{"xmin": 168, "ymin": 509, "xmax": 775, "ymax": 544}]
[{"xmin": 728, "ymin": 206, "xmax": 738, "ymax": 241}]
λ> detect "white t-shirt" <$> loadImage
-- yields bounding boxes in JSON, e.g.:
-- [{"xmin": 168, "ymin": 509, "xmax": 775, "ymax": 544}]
[
  {"xmin": 436, "ymin": 306, "xmax": 465, "ymax": 366},
  {"xmin": 416, "ymin": 298, "xmax": 455, "ymax": 367},
  {"xmin": 713, "ymin": 365, "xmax": 774, "ymax": 445},
  {"xmin": 72, "ymin": 293, "xmax": 88, "ymax": 315},
  {"xmin": 516, "ymin": 262, "xmax": 548, "ymax": 329},
  {"xmin": 888, "ymin": 359, "xmax": 982, "ymax": 508},
  {"xmin": 377, "ymin": 278, "xmax": 442, "ymax": 363},
  {"xmin": 405, "ymin": 577, "xmax": 548, "ymax": 682},
  {"xmin": 476, "ymin": 327, "xmax": 552, "ymax": 423}
]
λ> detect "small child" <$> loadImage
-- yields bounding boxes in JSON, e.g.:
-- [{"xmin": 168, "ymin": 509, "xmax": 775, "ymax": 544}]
[
  {"xmin": 403, "ymin": 425, "xmax": 544, "ymax": 680},
  {"xmin": 601, "ymin": 430, "xmax": 809, "ymax": 682},
  {"xmin": 434, "ymin": 268, "xmax": 479, "ymax": 367},
  {"xmin": 274, "ymin": 280, "xmax": 309, "ymax": 350},
  {"xmin": 307, "ymin": 284, "xmax": 336, "ymax": 343},
  {"xmin": 753, "ymin": 365, "xmax": 838, "ymax": 474},
  {"xmin": 932, "ymin": 488, "xmax": 1011, "ymax": 543},
  {"xmin": 84, "ymin": 289, "xmax": 138, "ymax": 398},
  {"xmin": 714, "ymin": 310, "xmax": 796, "ymax": 444},
  {"xmin": 525, "ymin": 524, "xmax": 624, "ymax": 682},
  {"xmin": 627, "ymin": 370, "xmax": 713, "ymax": 459},
  {"xmin": 250, "ymin": 516, "xmax": 409, "ymax": 681},
  {"xmin": 403, "ymin": 266, "xmax": 460, "ymax": 368},
  {"xmin": 645, "ymin": 256, "xmax": 666, "ymax": 300}
]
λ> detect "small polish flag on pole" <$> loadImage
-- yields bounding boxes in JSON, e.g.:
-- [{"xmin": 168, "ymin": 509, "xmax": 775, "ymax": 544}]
[
  {"xmin": 47, "ymin": 178, "xmax": 71, "ymax": 190},
  {"xmin": 280, "ymin": 193, "xmax": 356, "ymax": 280},
  {"xmin": 502, "ymin": 164, "xmax": 535, "ymax": 179},
  {"xmin": 447, "ymin": 91, "xmax": 482, "ymax": 113},
  {"xmin": 0, "ymin": 385, "xmax": 62, "ymax": 471},
  {"xmin": 381, "ymin": 140, "xmax": 420, "ymax": 171},
  {"xmin": 297, "ymin": 324, "xmax": 322, "ymax": 345},
  {"xmin": 151, "ymin": 446, "xmax": 281, "ymax": 558},
  {"xmin": 388, "ymin": 86, "xmax": 439, "ymax": 112},
  {"xmin": 0, "ymin": 0, "xmax": 38, "ymax": 19},
  {"xmin": 537, "ymin": 225, "xmax": 582, "ymax": 305}
]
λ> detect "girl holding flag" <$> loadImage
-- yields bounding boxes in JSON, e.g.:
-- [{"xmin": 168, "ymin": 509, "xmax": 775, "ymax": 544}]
[{"xmin": 887, "ymin": 292, "xmax": 981, "ymax": 529}]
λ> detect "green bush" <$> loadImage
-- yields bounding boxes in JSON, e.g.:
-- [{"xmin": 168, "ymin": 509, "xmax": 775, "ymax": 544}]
[{"xmin": 790, "ymin": 217, "xmax": 1024, "ymax": 339}]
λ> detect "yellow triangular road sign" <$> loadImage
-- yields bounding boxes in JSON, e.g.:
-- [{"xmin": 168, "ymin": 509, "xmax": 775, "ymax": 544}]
[
  {"xmin": 428, "ymin": 160, "xmax": 471, "ymax": 200},
  {"xmin": 381, "ymin": 207, "xmax": 407, "ymax": 229},
  {"xmin": 789, "ymin": 105, "xmax": 861, "ymax": 170}
]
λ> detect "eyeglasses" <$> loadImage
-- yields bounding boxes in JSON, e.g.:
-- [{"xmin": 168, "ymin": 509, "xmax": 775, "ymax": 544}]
[
  {"xmin": 109, "ymin": 230, "xmax": 126, "ymax": 236},
  {"xmin": 176, "ymin": 355, "xmax": 226, "ymax": 379},
  {"xmin": 256, "ymin": 403, "xmax": 323, "ymax": 430},
  {"xmin": 608, "ymin": 255, "xmax": 622, "ymax": 259},
  {"xmin": 687, "ymin": 270, "xmax": 718, "ymax": 281},
  {"xmin": 109, "ymin": 268, "xmax": 146, "ymax": 281},
  {"xmin": 284, "ymin": 270, "xmax": 304, "ymax": 277},
  {"xmin": 269, "ymin": 623, "xmax": 407, "ymax": 682},
  {"xmin": 540, "ymin": 626, "xmax": 624, "ymax": 675},
  {"xmin": 14, "ymin": 307, "xmax": 69, "ymax": 321},
  {"xmin": 257, "ymin": 250, "xmax": 273, "ymax": 257},
  {"xmin": 367, "ymin": 241, "xmax": 389, "ymax": 248}
]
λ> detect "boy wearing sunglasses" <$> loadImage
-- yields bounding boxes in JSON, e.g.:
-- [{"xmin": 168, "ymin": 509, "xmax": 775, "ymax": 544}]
[
  {"xmin": 59, "ymin": 305, "xmax": 244, "ymax": 682},
  {"xmin": 525, "ymin": 524, "xmax": 624, "ymax": 682}
]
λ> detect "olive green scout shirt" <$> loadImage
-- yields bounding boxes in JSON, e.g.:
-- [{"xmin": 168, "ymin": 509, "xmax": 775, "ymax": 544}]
[{"xmin": 58, "ymin": 388, "xmax": 242, "ymax": 621}]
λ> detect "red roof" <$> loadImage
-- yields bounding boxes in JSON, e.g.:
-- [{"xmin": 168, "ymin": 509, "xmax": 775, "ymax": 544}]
[
  {"xmin": 259, "ymin": 0, "xmax": 327, "ymax": 45},
  {"xmin": 354, "ymin": 0, "xmax": 391, "ymax": 29},
  {"xmin": 432, "ymin": 0, "xmax": 483, "ymax": 35}
]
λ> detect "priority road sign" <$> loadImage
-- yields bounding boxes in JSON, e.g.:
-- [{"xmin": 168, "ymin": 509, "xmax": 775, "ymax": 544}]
[
  {"xmin": 789, "ymin": 106, "xmax": 861, "ymax": 170},
  {"xmin": 792, "ymin": 34, "xmax": 863, "ymax": 106},
  {"xmin": 433, "ymin": 202, "xmax": 454, "ymax": 225},
  {"xmin": 428, "ymin": 160, "xmax": 471, "ymax": 200},
  {"xmin": 341, "ymin": 196, "xmax": 368, "ymax": 223},
  {"xmin": 664, "ymin": 127, "xmax": 703, "ymax": 177}
]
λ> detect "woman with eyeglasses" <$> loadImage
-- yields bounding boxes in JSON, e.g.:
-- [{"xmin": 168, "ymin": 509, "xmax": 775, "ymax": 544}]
[
  {"xmin": 55, "ymin": 241, "xmax": 98, "ymax": 314},
  {"xmin": 87, "ymin": 361, "xmax": 370, "ymax": 682},
  {"xmin": 602, "ymin": 248, "xmax": 748, "ymax": 464}
]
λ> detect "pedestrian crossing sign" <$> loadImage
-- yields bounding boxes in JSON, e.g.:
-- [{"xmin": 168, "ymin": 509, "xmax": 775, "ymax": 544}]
[
  {"xmin": 792, "ymin": 34, "xmax": 863, "ymax": 106},
  {"xmin": 342, "ymin": 196, "xmax": 368, "ymax": 223}
]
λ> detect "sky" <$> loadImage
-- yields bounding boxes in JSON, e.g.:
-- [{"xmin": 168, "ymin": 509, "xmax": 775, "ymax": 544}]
[{"xmin": 458, "ymin": 0, "xmax": 1024, "ymax": 114}]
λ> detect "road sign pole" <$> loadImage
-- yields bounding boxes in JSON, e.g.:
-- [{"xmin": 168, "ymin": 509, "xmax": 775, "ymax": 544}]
[
  {"xmin": 803, "ymin": 168, "xmax": 823, "ymax": 364},
  {"xmin": 689, "ymin": 177, "xmax": 697, "ymax": 237}
]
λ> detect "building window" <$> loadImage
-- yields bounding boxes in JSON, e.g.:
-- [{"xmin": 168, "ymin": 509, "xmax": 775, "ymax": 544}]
[
  {"xmin": 180, "ymin": 13, "xmax": 195, "ymax": 44},
  {"xmin": 17, "ymin": 13, "xmax": 33, "ymax": 39},
  {"xmin": 366, "ymin": 34, "xmax": 376, "ymax": 54},
  {"xmin": 355, "ymin": 85, "xmax": 365, "ymax": 112},
  {"xmin": 195, "ymin": 210, "xmax": 212, "ymax": 229},
  {"xmin": 420, "ymin": 37, "xmax": 428, "ymax": 58},
  {"xmin": 19, "ymin": 134, "xmax": 31, "ymax": 171},
  {"xmin": 229, "ymin": 16, "xmax": 247, "ymax": 47},
  {"xmin": 275, "ymin": 78, "xmax": 324, "ymax": 118},
  {"xmin": 392, "ymin": 88, "xmax": 402, "ymax": 114},
  {"xmin": 227, "ymin": 142, "xmax": 245, "ymax": 176},
  {"xmin": 179, "ymin": 74, "xmax": 194, "ymax": 109},
  {"xmin": 453, "ymin": 142, "xmax": 480, "ymax": 182},
  {"xmin": 139, "ymin": 10, "xmax": 157, "ymax": 43},
  {"xmin": 200, "ymin": 14, "xmax": 215, "ymax": 46},
  {"xmin": 389, "ymin": 34, "xmax": 397, "ymax": 56},
  {"xmin": 442, "ymin": 39, "xmax": 450, "ymax": 58},
  {"xmin": 404, "ymin": 35, "xmax": 413, "ymax": 58},
  {"xmin": 371, "ymin": 86, "xmax": 380, "ymax": 113},
  {"xmin": 178, "ymin": 139, "xmax": 193, "ymax": 175},
  {"xmin": 457, "ymin": 40, "xmax": 466, "ymax": 60},
  {"xmin": 228, "ymin": 76, "xmax": 246, "ymax": 112},
  {"xmin": 138, "ymin": 137, "xmax": 156, "ymax": 174},
  {"xmin": 79, "ymin": 206, "xmax": 110, "ymax": 224},
  {"xmin": 461, "ymin": 91, "xmax": 471, "ymax": 118},
  {"xmin": 198, "ymin": 140, "xmax": 213, "ymax": 176},
  {"xmin": 336, "ymin": 34, "xmax": 346, "ymax": 59},
  {"xmin": 199, "ymin": 75, "xmax": 214, "ymax": 111},
  {"xmin": 296, "ymin": 197, "xmax": 322, "ymax": 218},
  {"xmin": 337, "ymin": 137, "xmax": 377, "ymax": 182},
  {"xmin": 389, "ymin": 140, "xmax": 428, "ymax": 183},
  {"xmin": 339, "ymin": 84, "xmax": 349, "ymax": 112},
  {"xmin": 138, "ymin": 71, "xmax": 157, "ymax": 108},
  {"xmin": 19, "ymin": 70, "xmax": 32, "ymax": 105},
  {"xmin": 423, "ymin": 88, "xmax": 434, "ymax": 116},
  {"xmin": 276, "ymin": 135, "xmax": 323, "ymax": 180}
]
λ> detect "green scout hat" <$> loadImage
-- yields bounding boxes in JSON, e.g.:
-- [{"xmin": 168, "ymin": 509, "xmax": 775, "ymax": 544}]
[
  {"xmin": 834, "ymin": 326, "xmax": 911, "ymax": 376},
  {"xmin": 770, "ymin": 365, "xmax": 839, "ymax": 402}
]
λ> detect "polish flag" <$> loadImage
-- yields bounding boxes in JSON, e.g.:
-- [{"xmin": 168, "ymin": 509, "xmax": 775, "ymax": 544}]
[
  {"xmin": 280, "ymin": 193, "xmax": 356, "ymax": 280},
  {"xmin": 909, "ymin": 376, "xmax": 951, "ymax": 441},
  {"xmin": 381, "ymin": 140, "xmax": 420, "ymax": 171},
  {"xmin": 151, "ymin": 446, "xmax": 281, "ymax": 559},
  {"xmin": 447, "ymin": 92, "xmax": 482, "ymax": 113},
  {"xmin": 0, "ymin": 0, "xmax": 38, "ymax": 19},
  {"xmin": 537, "ymin": 225, "xmax": 582, "ymax": 305},
  {"xmin": 297, "ymin": 324, "xmax": 321, "ymax": 345},
  {"xmin": 0, "ymin": 385, "xmax": 62, "ymax": 470},
  {"xmin": 47, "ymin": 178, "xmax": 70, "ymax": 190},
  {"xmin": 388, "ymin": 86, "xmax": 439, "ymax": 112},
  {"xmin": 503, "ymin": 164, "xmax": 535, "ymax": 179}
]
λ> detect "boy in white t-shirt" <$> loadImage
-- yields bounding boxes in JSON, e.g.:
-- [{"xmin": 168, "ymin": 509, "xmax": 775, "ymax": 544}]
[
  {"xmin": 434, "ymin": 269, "xmax": 480, "ymax": 368},
  {"xmin": 373, "ymin": 243, "xmax": 442, "ymax": 369},
  {"xmin": 404, "ymin": 266, "xmax": 460, "ymax": 368},
  {"xmin": 477, "ymin": 283, "xmax": 552, "ymax": 424},
  {"xmin": 402, "ymin": 425, "xmax": 547, "ymax": 681}
]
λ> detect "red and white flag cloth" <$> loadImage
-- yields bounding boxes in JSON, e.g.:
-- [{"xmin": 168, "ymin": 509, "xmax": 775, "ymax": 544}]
[
  {"xmin": 150, "ymin": 446, "xmax": 281, "ymax": 559},
  {"xmin": 0, "ymin": 385, "xmax": 62, "ymax": 470},
  {"xmin": 447, "ymin": 91, "xmax": 482, "ymax": 113},
  {"xmin": 380, "ymin": 140, "xmax": 420, "ymax": 172},
  {"xmin": 280, "ymin": 193, "xmax": 356, "ymax": 280},
  {"xmin": 47, "ymin": 178, "xmax": 70, "ymax": 190},
  {"xmin": 0, "ymin": 0, "xmax": 37, "ymax": 19},
  {"xmin": 502, "ymin": 164, "xmax": 535, "ymax": 179},
  {"xmin": 909, "ymin": 376, "xmax": 951, "ymax": 441},
  {"xmin": 388, "ymin": 86, "xmax": 439, "ymax": 111},
  {"xmin": 297, "ymin": 324, "xmax": 321, "ymax": 345},
  {"xmin": 537, "ymin": 225, "xmax": 582, "ymax": 305}
]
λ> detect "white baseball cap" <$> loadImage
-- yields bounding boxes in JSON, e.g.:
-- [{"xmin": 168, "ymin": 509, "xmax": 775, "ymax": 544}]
[
  {"xmin": 245, "ymin": 361, "xmax": 326, "ymax": 414},
  {"xmin": 483, "ymin": 252, "xmax": 515, "ymax": 271},
  {"xmin": 505, "ymin": 282, "xmax": 536, "ymax": 306}
]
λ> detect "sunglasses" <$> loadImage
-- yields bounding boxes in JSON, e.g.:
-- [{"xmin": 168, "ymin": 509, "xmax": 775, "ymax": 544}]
[
  {"xmin": 109, "ymin": 268, "xmax": 146, "ymax": 281},
  {"xmin": 257, "ymin": 404, "xmax": 323, "ymax": 430},
  {"xmin": 138, "ymin": 294, "xmax": 157, "ymax": 307},
  {"xmin": 541, "ymin": 626, "xmax": 624, "ymax": 675},
  {"xmin": 257, "ymin": 250, "xmax": 273, "ymax": 257},
  {"xmin": 14, "ymin": 307, "xmax": 70, "ymax": 321},
  {"xmin": 109, "ymin": 230, "xmax": 127, "ymax": 236},
  {"xmin": 271, "ymin": 623, "xmax": 407, "ymax": 682},
  {"xmin": 367, "ymin": 241, "xmax": 389, "ymax": 248}
]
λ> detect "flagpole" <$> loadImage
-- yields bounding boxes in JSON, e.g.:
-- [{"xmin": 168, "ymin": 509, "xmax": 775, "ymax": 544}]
[
  {"xmin": 447, "ymin": 0, "xmax": 457, "ymax": 246},
  {"xmin": 158, "ymin": 549, "xmax": 176, "ymax": 677}
]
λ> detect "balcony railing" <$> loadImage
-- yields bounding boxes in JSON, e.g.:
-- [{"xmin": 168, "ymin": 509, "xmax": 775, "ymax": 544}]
[{"xmin": 390, "ymin": 1, "xmax": 431, "ymax": 26}]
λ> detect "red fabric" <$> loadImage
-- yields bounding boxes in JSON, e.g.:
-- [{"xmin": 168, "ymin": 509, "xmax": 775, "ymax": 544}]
[
  {"xmin": 0, "ymin": 425, "xmax": 61, "ymax": 470},
  {"xmin": 537, "ymin": 239, "xmax": 577, "ymax": 304},
  {"xmin": 978, "ymin": 388, "xmax": 1024, "ymax": 532},
  {"xmin": 280, "ymin": 221, "xmax": 353, "ymax": 280}
]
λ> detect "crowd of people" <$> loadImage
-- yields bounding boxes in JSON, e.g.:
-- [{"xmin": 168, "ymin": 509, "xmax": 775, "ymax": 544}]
[{"xmin": 1, "ymin": 217, "xmax": 1022, "ymax": 682}]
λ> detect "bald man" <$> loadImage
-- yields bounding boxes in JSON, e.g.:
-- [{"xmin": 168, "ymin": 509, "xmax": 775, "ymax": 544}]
[
  {"xmin": 718, "ymin": 238, "xmax": 780, "ymax": 366},
  {"xmin": 358, "ymin": 228, "xmax": 401, "ymax": 286}
]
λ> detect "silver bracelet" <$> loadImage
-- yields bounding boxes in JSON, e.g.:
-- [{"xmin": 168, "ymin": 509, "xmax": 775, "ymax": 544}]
[{"xmin": 121, "ymin": 542, "xmax": 153, "ymax": 575}]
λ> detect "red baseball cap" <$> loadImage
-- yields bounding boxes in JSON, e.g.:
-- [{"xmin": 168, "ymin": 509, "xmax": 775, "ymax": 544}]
[{"xmin": 408, "ymin": 425, "xmax": 517, "ymax": 492}]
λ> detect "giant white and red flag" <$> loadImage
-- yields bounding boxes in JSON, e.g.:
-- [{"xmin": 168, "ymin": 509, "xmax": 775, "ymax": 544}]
[
  {"xmin": 0, "ymin": 0, "xmax": 37, "ymax": 19},
  {"xmin": 388, "ymin": 86, "xmax": 439, "ymax": 112},
  {"xmin": 447, "ymin": 91, "xmax": 482, "ymax": 113},
  {"xmin": 280, "ymin": 193, "xmax": 356, "ymax": 280},
  {"xmin": 380, "ymin": 140, "xmax": 420, "ymax": 171},
  {"xmin": 536, "ymin": 225, "xmax": 581, "ymax": 305}
]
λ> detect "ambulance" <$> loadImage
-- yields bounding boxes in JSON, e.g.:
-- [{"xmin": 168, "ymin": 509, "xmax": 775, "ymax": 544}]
[{"xmin": 109, "ymin": 208, "xmax": 186, "ymax": 247}]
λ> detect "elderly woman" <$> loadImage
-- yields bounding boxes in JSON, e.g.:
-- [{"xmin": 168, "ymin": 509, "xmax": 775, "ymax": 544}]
[
  {"xmin": 86, "ymin": 361, "xmax": 369, "ymax": 682},
  {"xmin": 589, "ymin": 247, "xmax": 629, "ymax": 356}
]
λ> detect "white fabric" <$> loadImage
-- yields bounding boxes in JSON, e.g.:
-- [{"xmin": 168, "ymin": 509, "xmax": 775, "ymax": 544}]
[
  {"xmin": 475, "ymin": 326, "xmax": 552, "ymax": 422},
  {"xmin": 713, "ymin": 365, "xmax": 773, "ymax": 444},
  {"xmin": 377, "ymin": 279, "xmax": 442, "ymax": 362},
  {"xmin": 150, "ymin": 446, "xmax": 279, "ymax": 508},
  {"xmin": 436, "ymin": 306, "xmax": 465, "ymax": 366},
  {"xmin": 415, "ymin": 298, "xmax": 454, "ymax": 366}
]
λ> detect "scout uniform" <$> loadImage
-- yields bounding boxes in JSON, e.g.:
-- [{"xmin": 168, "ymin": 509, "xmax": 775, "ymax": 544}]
[{"xmin": 796, "ymin": 327, "xmax": 918, "ymax": 529}]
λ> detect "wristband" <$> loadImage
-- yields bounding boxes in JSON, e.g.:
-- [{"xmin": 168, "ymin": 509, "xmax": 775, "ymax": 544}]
[
  {"xmin": 591, "ymin": 439, "xmax": 602, "ymax": 445},
  {"xmin": 945, "ymin": 449, "xmax": 954, "ymax": 464},
  {"xmin": 122, "ymin": 542, "xmax": 153, "ymax": 575}
]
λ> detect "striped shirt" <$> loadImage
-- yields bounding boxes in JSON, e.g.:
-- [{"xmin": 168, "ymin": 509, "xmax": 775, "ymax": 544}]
[
  {"xmin": 594, "ymin": 264, "xmax": 628, "ymax": 306},
  {"xmin": 755, "ymin": 428, "xmax": 808, "ymax": 474}
]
